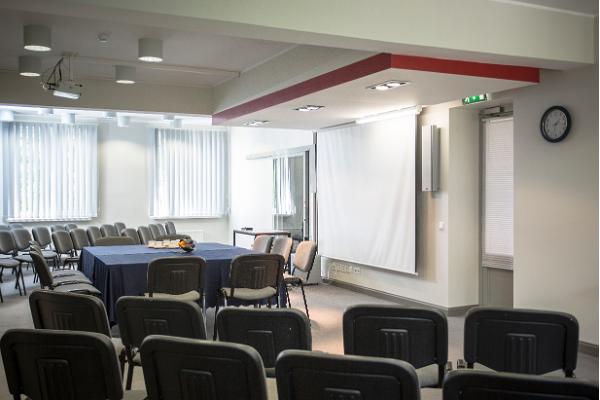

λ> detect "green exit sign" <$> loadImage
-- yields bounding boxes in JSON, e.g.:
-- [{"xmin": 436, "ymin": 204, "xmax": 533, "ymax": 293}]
[{"xmin": 462, "ymin": 94, "xmax": 488, "ymax": 105}]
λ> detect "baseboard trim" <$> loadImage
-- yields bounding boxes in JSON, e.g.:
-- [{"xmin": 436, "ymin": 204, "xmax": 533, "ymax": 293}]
[
  {"xmin": 324, "ymin": 278, "xmax": 477, "ymax": 316},
  {"xmin": 579, "ymin": 341, "xmax": 599, "ymax": 357}
]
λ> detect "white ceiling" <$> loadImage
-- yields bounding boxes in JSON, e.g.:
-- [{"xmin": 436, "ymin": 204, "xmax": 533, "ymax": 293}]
[
  {"xmin": 0, "ymin": 8, "xmax": 295, "ymax": 87},
  {"xmin": 491, "ymin": 0, "xmax": 598, "ymax": 15},
  {"xmin": 221, "ymin": 69, "xmax": 537, "ymax": 129}
]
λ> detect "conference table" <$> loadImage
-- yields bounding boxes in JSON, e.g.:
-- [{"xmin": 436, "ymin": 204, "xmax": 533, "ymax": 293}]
[{"xmin": 79, "ymin": 242, "xmax": 261, "ymax": 322}]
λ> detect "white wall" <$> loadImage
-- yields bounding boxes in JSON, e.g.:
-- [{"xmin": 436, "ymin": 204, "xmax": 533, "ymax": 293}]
[
  {"xmin": 511, "ymin": 64, "xmax": 599, "ymax": 345},
  {"xmin": 229, "ymin": 126, "xmax": 313, "ymax": 247}
]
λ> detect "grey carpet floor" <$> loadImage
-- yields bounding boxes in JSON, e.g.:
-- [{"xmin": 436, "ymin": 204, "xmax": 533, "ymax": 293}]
[{"xmin": 0, "ymin": 269, "xmax": 597, "ymax": 400}]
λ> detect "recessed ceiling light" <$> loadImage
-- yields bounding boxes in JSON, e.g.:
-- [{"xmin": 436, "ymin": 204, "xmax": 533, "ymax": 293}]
[
  {"xmin": 18, "ymin": 55, "xmax": 41, "ymax": 77},
  {"xmin": 115, "ymin": 65, "xmax": 136, "ymax": 84},
  {"xmin": 97, "ymin": 32, "xmax": 110, "ymax": 43},
  {"xmin": 23, "ymin": 25, "xmax": 51, "ymax": 52},
  {"xmin": 138, "ymin": 38, "xmax": 163, "ymax": 63},
  {"xmin": 243, "ymin": 120, "xmax": 269, "ymax": 127},
  {"xmin": 294, "ymin": 105, "xmax": 324, "ymax": 112},
  {"xmin": 367, "ymin": 80, "xmax": 410, "ymax": 91}
]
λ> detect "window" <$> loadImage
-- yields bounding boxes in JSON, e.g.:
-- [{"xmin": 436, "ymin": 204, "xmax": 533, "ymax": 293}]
[
  {"xmin": 482, "ymin": 117, "xmax": 513, "ymax": 269},
  {"xmin": 272, "ymin": 156, "xmax": 296, "ymax": 216},
  {"xmin": 1, "ymin": 121, "xmax": 98, "ymax": 221},
  {"xmin": 151, "ymin": 127, "xmax": 229, "ymax": 218}
]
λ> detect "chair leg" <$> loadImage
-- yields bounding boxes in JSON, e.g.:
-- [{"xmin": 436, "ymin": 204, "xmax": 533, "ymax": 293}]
[
  {"xmin": 20, "ymin": 266, "xmax": 26, "ymax": 296},
  {"xmin": 125, "ymin": 352, "xmax": 135, "ymax": 390},
  {"xmin": 0, "ymin": 284, "xmax": 3, "ymax": 303},
  {"xmin": 213, "ymin": 296, "xmax": 221, "ymax": 340},
  {"xmin": 286, "ymin": 285, "xmax": 292, "ymax": 308},
  {"xmin": 300, "ymin": 282, "xmax": 309, "ymax": 321}
]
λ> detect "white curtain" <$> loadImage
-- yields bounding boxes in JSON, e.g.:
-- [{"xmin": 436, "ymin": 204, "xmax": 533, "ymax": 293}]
[
  {"xmin": 317, "ymin": 115, "xmax": 417, "ymax": 273},
  {"xmin": 2, "ymin": 121, "xmax": 98, "ymax": 221},
  {"xmin": 151, "ymin": 128, "xmax": 229, "ymax": 218},
  {"xmin": 273, "ymin": 156, "xmax": 296, "ymax": 216}
]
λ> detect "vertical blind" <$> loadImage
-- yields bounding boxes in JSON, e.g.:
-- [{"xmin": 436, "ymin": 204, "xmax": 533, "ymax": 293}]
[
  {"xmin": 482, "ymin": 117, "xmax": 514, "ymax": 270},
  {"xmin": 272, "ymin": 156, "xmax": 296, "ymax": 216},
  {"xmin": 151, "ymin": 128, "xmax": 229, "ymax": 218},
  {"xmin": 1, "ymin": 121, "xmax": 98, "ymax": 221}
]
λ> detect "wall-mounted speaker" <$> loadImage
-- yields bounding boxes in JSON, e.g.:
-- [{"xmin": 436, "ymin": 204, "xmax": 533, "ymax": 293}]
[{"xmin": 421, "ymin": 125, "xmax": 439, "ymax": 192}]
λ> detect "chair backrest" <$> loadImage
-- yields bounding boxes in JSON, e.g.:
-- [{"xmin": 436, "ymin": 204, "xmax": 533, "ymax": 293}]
[
  {"xmin": 70, "ymin": 228, "xmax": 91, "ymax": 250},
  {"xmin": 157, "ymin": 224, "xmax": 167, "ymax": 236},
  {"xmin": 10, "ymin": 228, "xmax": 33, "ymax": 251},
  {"xmin": 293, "ymin": 240, "xmax": 317, "ymax": 274},
  {"xmin": 100, "ymin": 224, "xmax": 118, "ymax": 237},
  {"xmin": 148, "ymin": 224, "xmax": 162, "ymax": 238},
  {"xmin": 95, "ymin": 237, "xmax": 136, "ymax": 246},
  {"xmin": 64, "ymin": 223, "xmax": 78, "ymax": 232},
  {"xmin": 270, "ymin": 236, "xmax": 293, "ymax": 264},
  {"xmin": 229, "ymin": 253, "xmax": 284, "ymax": 291},
  {"xmin": 32, "ymin": 226, "xmax": 52, "ymax": 248},
  {"xmin": 29, "ymin": 290, "xmax": 111, "ymax": 336},
  {"xmin": 86, "ymin": 226, "xmax": 102, "ymax": 245},
  {"xmin": 147, "ymin": 256, "xmax": 206, "ymax": 296},
  {"xmin": 141, "ymin": 335, "xmax": 267, "ymax": 400},
  {"xmin": 464, "ymin": 307, "xmax": 579, "ymax": 376},
  {"xmin": 165, "ymin": 221, "xmax": 176, "ymax": 235},
  {"xmin": 216, "ymin": 308, "xmax": 311, "ymax": 369},
  {"xmin": 29, "ymin": 247, "xmax": 54, "ymax": 288},
  {"xmin": 443, "ymin": 370, "xmax": 599, "ymax": 400},
  {"xmin": 1, "ymin": 329, "xmax": 124, "ymax": 400},
  {"xmin": 52, "ymin": 230, "xmax": 76, "ymax": 254},
  {"xmin": 121, "ymin": 228, "xmax": 141, "ymax": 244},
  {"xmin": 0, "ymin": 230, "xmax": 17, "ymax": 255},
  {"xmin": 343, "ymin": 305, "xmax": 448, "ymax": 371},
  {"xmin": 0, "ymin": 224, "xmax": 10, "ymax": 231},
  {"xmin": 113, "ymin": 222, "xmax": 126, "ymax": 233},
  {"xmin": 51, "ymin": 224, "xmax": 67, "ymax": 232},
  {"xmin": 252, "ymin": 235, "xmax": 274, "ymax": 253},
  {"xmin": 137, "ymin": 226, "xmax": 153, "ymax": 244},
  {"xmin": 276, "ymin": 349, "xmax": 420, "ymax": 400},
  {"xmin": 9, "ymin": 223, "xmax": 24, "ymax": 229},
  {"xmin": 116, "ymin": 296, "xmax": 206, "ymax": 349}
]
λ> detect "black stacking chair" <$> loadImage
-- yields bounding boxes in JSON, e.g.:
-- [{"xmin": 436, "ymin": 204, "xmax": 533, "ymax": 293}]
[
  {"xmin": 146, "ymin": 256, "xmax": 205, "ymax": 302},
  {"xmin": 29, "ymin": 248, "xmax": 99, "ymax": 295},
  {"xmin": 31, "ymin": 226, "xmax": 54, "ymax": 250},
  {"xmin": 100, "ymin": 224, "xmax": 118, "ymax": 237},
  {"xmin": 252, "ymin": 235, "xmax": 273, "ymax": 253},
  {"xmin": 95, "ymin": 237, "xmax": 136, "ymax": 246},
  {"xmin": 443, "ymin": 370, "xmax": 598, "ymax": 400},
  {"xmin": 463, "ymin": 307, "xmax": 579, "ymax": 377},
  {"xmin": 137, "ymin": 226, "xmax": 153, "ymax": 244},
  {"xmin": 10, "ymin": 228, "xmax": 36, "ymax": 269},
  {"xmin": 64, "ymin": 223, "xmax": 78, "ymax": 231},
  {"xmin": 276, "ymin": 350, "xmax": 420, "ymax": 400},
  {"xmin": 50, "ymin": 224, "xmax": 67, "ymax": 232},
  {"xmin": 87, "ymin": 226, "xmax": 102, "ymax": 245},
  {"xmin": 0, "ymin": 329, "xmax": 146, "ymax": 400},
  {"xmin": 0, "ymin": 231, "xmax": 26, "ymax": 299},
  {"xmin": 141, "ymin": 335, "xmax": 267, "ymax": 400},
  {"xmin": 283, "ymin": 240, "xmax": 316, "ymax": 319},
  {"xmin": 121, "ymin": 228, "xmax": 141, "ymax": 244},
  {"xmin": 52, "ymin": 230, "xmax": 79, "ymax": 269},
  {"xmin": 165, "ymin": 221, "xmax": 176, "ymax": 235},
  {"xmin": 29, "ymin": 290, "xmax": 126, "ymax": 372},
  {"xmin": 343, "ymin": 305, "xmax": 448, "ymax": 388},
  {"xmin": 270, "ymin": 236, "xmax": 293, "ymax": 264},
  {"xmin": 216, "ymin": 308, "xmax": 311, "ymax": 377},
  {"xmin": 116, "ymin": 296, "xmax": 207, "ymax": 390},
  {"xmin": 70, "ymin": 228, "xmax": 91, "ymax": 251},
  {"xmin": 148, "ymin": 224, "xmax": 161, "ymax": 239},
  {"xmin": 114, "ymin": 222, "xmax": 126, "ymax": 234},
  {"xmin": 0, "ymin": 225, "xmax": 10, "ymax": 231}
]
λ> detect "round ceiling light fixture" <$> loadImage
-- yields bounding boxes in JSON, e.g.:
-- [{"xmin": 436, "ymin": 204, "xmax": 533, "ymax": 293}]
[
  {"xmin": 18, "ymin": 55, "xmax": 42, "ymax": 77},
  {"xmin": 115, "ymin": 65, "xmax": 136, "ymax": 84},
  {"xmin": 23, "ymin": 25, "xmax": 52, "ymax": 52},
  {"xmin": 138, "ymin": 38, "xmax": 163, "ymax": 63}
]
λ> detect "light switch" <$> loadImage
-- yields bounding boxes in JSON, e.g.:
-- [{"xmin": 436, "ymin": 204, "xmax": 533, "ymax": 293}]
[{"xmin": 438, "ymin": 221, "xmax": 445, "ymax": 230}]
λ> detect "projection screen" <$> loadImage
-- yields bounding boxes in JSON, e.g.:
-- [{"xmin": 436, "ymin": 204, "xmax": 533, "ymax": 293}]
[{"xmin": 317, "ymin": 115, "xmax": 416, "ymax": 273}]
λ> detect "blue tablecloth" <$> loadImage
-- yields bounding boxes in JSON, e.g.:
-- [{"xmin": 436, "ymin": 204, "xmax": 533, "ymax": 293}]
[{"xmin": 79, "ymin": 243, "xmax": 256, "ymax": 322}]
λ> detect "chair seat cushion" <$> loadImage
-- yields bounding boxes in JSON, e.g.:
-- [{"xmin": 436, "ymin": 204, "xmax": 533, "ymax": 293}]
[
  {"xmin": 123, "ymin": 390, "xmax": 147, "ymax": 400},
  {"xmin": 53, "ymin": 275, "xmax": 92, "ymax": 285},
  {"xmin": 42, "ymin": 250, "xmax": 58, "ymax": 259},
  {"xmin": 0, "ymin": 258, "xmax": 19, "ymax": 268},
  {"xmin": 220, "ymin": 287, "xmax": 277, "ymax": 301},
  {"xmin": 283, "ymin": 273, "xmax": 303, "ymax": 284},
  {"xmin": 15, "ymin": 254, "xmax": 32, "ymax": 263},
  {"xmin": 416, "ymin": 364, "xmax": 440, "ymax": 388},
  {"xmin": 53, "ymin": 283, "xmax": 101, "ymax": 296},
  {"xmin": 144, "ymin": 291, "xmax": 200, "ymax": 302},
  {"xmin": 51, "ymin": 270, "xmax": 88, "ymax": 280}
]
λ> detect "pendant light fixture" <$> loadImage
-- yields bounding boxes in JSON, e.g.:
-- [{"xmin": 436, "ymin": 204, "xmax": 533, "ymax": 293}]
[
  {"xmin": 18, "ymin": 55, "xmax": 42, "ymax": 77},
  {"xmin": 23, "ymin": 25, "xmax": 52, "ymax": 52},
  {"xmin": 115, "ymin": 65, "xmax": 136, "ymax": 84},
  {"xmin": 138, "ymin": 38, "xmax": 163, "ymax": 63}
]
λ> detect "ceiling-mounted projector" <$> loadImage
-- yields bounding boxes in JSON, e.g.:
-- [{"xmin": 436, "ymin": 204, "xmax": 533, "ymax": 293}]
[
  {"xmin": 41, "ymin": 54, "xmax": 83, "ymax": 100},
  {"xmin": 51, "ymin": 81, "xmax": 82, "ymax": 100}
]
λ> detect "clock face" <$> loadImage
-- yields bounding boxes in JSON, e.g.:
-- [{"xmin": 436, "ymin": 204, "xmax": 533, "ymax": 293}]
[{"xmin": 540, "ymin": 106, "xmax": 571, "ymax": 143}]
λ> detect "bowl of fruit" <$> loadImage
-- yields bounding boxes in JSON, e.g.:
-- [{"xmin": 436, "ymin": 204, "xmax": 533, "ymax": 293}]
[{"xmin": 178, "ymin": 238, "xmax": 195, "ymax": 253}]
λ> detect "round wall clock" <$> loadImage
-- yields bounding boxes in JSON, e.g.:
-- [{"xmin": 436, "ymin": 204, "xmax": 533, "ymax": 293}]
[{"xmin": 540, "ymin": 106, "xmax": 571, "ymax": 143}]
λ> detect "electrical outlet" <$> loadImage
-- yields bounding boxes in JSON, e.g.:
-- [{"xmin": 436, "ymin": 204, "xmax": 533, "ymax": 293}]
[{"xmin": 353, "ymin": 266, "xmax": 361, "ymax": 274}]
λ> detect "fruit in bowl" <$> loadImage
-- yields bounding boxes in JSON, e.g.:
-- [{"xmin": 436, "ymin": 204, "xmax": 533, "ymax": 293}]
[{"xmin": 178, "ymin": 238, "xmax": 195, "ymax": 252}]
